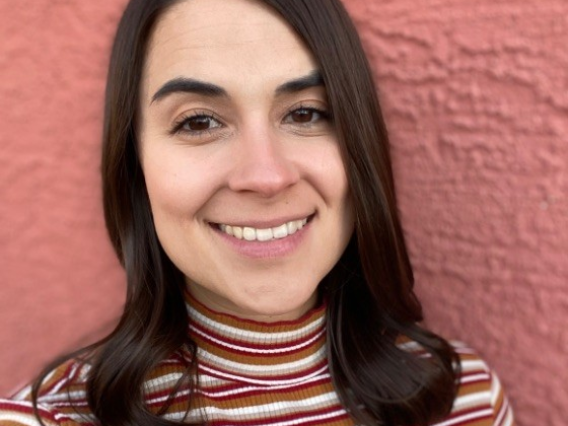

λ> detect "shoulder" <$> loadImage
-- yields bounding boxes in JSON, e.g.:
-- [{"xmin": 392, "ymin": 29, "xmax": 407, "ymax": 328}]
[
  {"xmin": 435, "ymin": 342, "xmax": 515, "ymax": 426},
  {"xmin": 0, "ymin": 351, "xmax": 191, "ymax": 426},
  {"xmin": 0, "ymin": 399, "xmax": 62, "ymax": 426},
  {"xmin": 0, "ymin": 359, "xmax": 94, "ymax": 426},
  {"xmin": 398, "ymin": 339, "xmax": 515, "ymax": 425}
]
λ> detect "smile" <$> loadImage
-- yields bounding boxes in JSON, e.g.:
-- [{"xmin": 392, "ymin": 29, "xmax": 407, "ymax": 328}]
[{"xmin": 217, "ymin": 217, "xmax": 310, "ymax": 242}]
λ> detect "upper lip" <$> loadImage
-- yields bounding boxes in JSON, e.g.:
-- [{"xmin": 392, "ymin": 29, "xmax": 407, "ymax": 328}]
[{"xmin": 210, "ymin": 213, "xmax": 315, "ymax": 229}]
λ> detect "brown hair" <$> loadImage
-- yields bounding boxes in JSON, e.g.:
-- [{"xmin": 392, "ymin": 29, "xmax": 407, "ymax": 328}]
[{"xmin": 34, "ymin": 0, "xmax": 459, "ymax": 425}]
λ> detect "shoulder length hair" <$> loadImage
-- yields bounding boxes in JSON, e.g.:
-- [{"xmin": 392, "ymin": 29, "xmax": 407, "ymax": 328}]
[{"xmin": 36, "ymin": 0, "xmax": 459, "ymax": 425}]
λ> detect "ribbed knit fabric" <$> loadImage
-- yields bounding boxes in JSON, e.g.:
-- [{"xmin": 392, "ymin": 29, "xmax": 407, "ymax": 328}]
[
  {"xmin": 179, "ymin": 296, "xmax": 351, "ymax": 426},
  {"xmin": 0, "ymin": 296, "xmax": 514, "ymax": 426}
]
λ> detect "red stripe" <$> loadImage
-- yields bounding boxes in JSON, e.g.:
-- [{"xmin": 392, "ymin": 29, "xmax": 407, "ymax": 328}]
[
  {"xmin": 186, "ymin": 292, "xmax": 327, "ymax": 330},
  {"xmin": 0, "ymin": 401, "xmax": 58, "ymax": 423},
  {"xmin": 448, "ymin": 404, "xmax": 493, "ymax": 420},
  {"xmin": 197, "ymin": 359, "xmax": 328, "ymax": 382},
  {"xmin": 145, "ymin": 362, "xmax": 329, "ymax": 404},
  {"xmin": 146, "ymin": 375, "xmax": 332, "ymax": 408},
  {"xmin": 197, "ymin": 381, "xmax": 331, "ymax": 403},
  {"xmin": 189, "ymin": 321, "xmax": 325, "ymax": 353},
  {"xmin": 146, "ymin": 372, "xmax": 326, "ymax": 401},
  {"xmin": 458, "ymin": 375, "xmax": 491, "ymax": 387},
  {"xmin": 206, "ymin": 406, "xmax": 349, "ymax": 426},
  {"xmin": 37, "ymin": 362, "xmax": 82, "ymax": 396},
  {"xmin": 441, "ymin": 411, "xmax": 493, "ymax": 426}
]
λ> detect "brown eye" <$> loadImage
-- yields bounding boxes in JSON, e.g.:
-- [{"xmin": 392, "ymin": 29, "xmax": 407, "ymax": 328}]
[
  {"xmin": 183, "ymin": 115, "xmax": 220, "ymax": 131},
  {"xmin": 291, "ymin": 108, "xmax": 315, "ymax": 123},
  {"xmin": 284, "ymin": 107, "xmax": 328, "ymax": 126},
  {"xmin": 174, "ymin": 114, "xmax": 223, "ymax": 135}
]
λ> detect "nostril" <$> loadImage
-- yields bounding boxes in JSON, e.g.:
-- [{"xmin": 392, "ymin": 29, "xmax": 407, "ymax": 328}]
[{"xmin": 227, "ymin": 160, "xmax": 299, "ymax": 196}]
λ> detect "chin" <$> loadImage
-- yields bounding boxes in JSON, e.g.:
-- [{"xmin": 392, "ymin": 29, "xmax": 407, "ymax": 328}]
[
  {"xmin": 185, "ymin": 270, "xmax": 325, "ymax": 322},
  {"xmin": 245, "ymin": 296, "xmax": 318, "ymax": 321}
]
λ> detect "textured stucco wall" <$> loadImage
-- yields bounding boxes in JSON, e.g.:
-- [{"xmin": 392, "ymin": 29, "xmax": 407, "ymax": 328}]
[
  {"xmin": 0, "ymin": 0, "xmax": 128, "ymax": 394},
  {"xmin": 0, "ymin": 1, "xmax": 566, "ymax": 425},
  {"xmin": 343, "ymin": 1, "xmax": 568, "ymax": 424}
]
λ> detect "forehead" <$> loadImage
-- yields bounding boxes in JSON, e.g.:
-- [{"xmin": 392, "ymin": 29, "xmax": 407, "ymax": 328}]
[{"xmin": 143, "ymin": 0, "xmax": 317, "ymax": 96}]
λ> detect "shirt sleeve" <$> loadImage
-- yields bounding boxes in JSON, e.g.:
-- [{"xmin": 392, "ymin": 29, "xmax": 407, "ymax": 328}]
[
  {"xmin": 436, "ymin": 343, "xmax": 515, "ymax": 426},
  {"xmin": 0, "ymin": 360, "xmax": 91, "ymax": 426},
  {"xmin": 0, "ymin": 399, "xmax": 61, "ymax": 426}
]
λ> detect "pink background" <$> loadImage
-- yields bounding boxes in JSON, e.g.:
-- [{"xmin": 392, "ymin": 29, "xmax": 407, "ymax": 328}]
[{"xmin": 0, "ymin": 0, "xmax": 566, "ymax": 424}]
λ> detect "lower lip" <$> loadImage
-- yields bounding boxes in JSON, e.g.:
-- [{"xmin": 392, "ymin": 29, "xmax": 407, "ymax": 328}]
[{"xmin": 212, "ymin": 221, "xmax": 312, "ymax": 259}]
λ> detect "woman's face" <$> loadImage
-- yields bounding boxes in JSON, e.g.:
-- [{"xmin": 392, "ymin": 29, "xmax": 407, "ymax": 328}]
[{"xmin": 139, "ymin": 0, "xmax": 354, "ymax": 321}]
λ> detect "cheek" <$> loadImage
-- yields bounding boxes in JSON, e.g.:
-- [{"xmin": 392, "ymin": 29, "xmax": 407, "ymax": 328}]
[
  {"xmin": 142, "ymin": 148, "xmax": 215, "ymax": 226},
  {"xmin": 325, "ymin": 146, "xmax": 354, "ymax": 237},
  {"xmin": 310, "ymin": 143, "xmax": 351, "ymax": 207},
  {"xmin": 301, "ymin": 141, "xmax": 354, "ymax": 244},
  {"xmin": 141, "ymin": 150, "xmax": 221, "ymax": 274}
]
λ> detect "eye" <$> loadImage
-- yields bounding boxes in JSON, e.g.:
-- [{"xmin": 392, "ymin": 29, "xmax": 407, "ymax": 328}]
[
  {"xmin": 172, "ymin": 113, "xmax": 223, "ymax": 135},
  {"xmin": 283, "ymin": 107, "xmax": 329, "ymax": 125}
]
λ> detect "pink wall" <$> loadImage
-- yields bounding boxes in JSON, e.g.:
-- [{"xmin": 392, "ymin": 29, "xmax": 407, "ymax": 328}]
[
  {"xmin": 343, "ymin": 0, "xmax": 568, "ymax": 423},
  {"xmin": 0, "ymin": 0, "xmax": 566, "ymax": 424}
]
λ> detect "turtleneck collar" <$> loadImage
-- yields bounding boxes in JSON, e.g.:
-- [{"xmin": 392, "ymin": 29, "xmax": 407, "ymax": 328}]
[{"xmin": 185, "ymin": 293, "xmax": 328, "ymax": 386}]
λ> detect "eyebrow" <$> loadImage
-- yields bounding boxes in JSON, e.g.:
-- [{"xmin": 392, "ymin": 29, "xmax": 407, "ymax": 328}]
[
  {"xmin": 274, "ymin": 70, "xmax": 324, "ymax": 95},
  {"xmin": 151, "ymin": 78, "xmax": 228, "ymax": 103},
  {"xmin": 151, "ymin": 70, "xmax": 324, "ymax": 104}
]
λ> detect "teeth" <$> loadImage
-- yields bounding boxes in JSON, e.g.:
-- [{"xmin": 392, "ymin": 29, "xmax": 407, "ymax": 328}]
[
  {"xmin": 243, "ymin": 227, "xmax": 256, "ymax": 241},
  {"xmin": 256, "ymin": 228, "xmax": 273, "ymax": 242},
  {"xmin": 218, "ymin": 218, "xmax": 310, "ymax": 242},
  {"xmin": 233, "ymin": 226, "xmax": 243, "ymax": 240},
  {"xmin": 287, "ymin": 220, "xmax": 298, "ymax": 234},
  {"xmin": 272, "ymin": 224, "xmax": 288, "ymax": 239}
]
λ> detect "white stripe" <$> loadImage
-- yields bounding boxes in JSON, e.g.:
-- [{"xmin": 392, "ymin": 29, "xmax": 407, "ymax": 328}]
[
  {"xmin": 198, "ymin": 363, "xmax": 328, "ymax": 386},
  {"xmin": 495, "ymin": 398, "xmax": 506, "ymax": 425},
  {"xmin": 432, "ymin": 408, "xmax": 493, "ymax": 426},
  {"xmin": 191, "ymin": 324, "xmax": 325, "ymax": 355},
  {"xmin": 198, "ymin": 373, "xmax": 331, "ymax": 398},
  {"xmin": 53, "ymin": 411, "xmax": 96, "ymax": 422},
  {"xmin": 498, "ymin": 402, "xmax": 514, "ymax": 426},
  {"xmin": 198, "ymin": 345, "xmax": 326, "ymax": 375},
  {"xmin": 460, "ymin": 372, "xmax": 491, "ymax": 384},
  {"xmin": 180, "ymin": 408, "xmax": 348, "ymax": 426},
  {"xmin": 451, "ymin": 390, "xmax": 492, "ymax": 412},
  {"xmin": 145, "ymin": 388, "xmax": 191, "ymax": 405},
  {"xmin": 163, "ymin": 392, "xmax": 341, "ymax": 421},
  {"xmin": 144, "ymin": 372, "xmax": 185, "ymax": 391},
  {"xmin": 12, "ymin": 386, "xmax": 32, "ymax": 401},
  {"xmin": 145, "ymin": 371, "xmax": 332, "ymax": 405},
  {"xmin": 0, "ymin": 413, "xmax": 44, "ymax": 426},
  {"xmin": 11, "ymin": 368, "xmax": 58, "ymax": 401},
  {"xmin": 47, "ymin": 363, "xmax": 82, "ymax": 396},
  {"xmin": 461, "ymin": 359, "xmax": 490, "ymax": 374},
  {"xmin": 188, "ymin": 307, "xmax": 324, "ymax": 342},
  {"xmin": 197, "ymin": 374, "xmax": 225, "ymax": 386},
  {"xmin": 40, "ymin": 400, "xmax": 89, "ymax": 408},
  {"xmin": 37, "ymin": 390, "xmax": 87, "ymax": 404},
  {"xmin": 0, "ymin": 400, "xmax": 35, "ymax": 409},
  {"xmin": 147, "ymin": 371, "xmax": 332, "ymax": 404},
  {"xmin": 490, "ymin": 372, "xmax": 502, "ymax": 405}
]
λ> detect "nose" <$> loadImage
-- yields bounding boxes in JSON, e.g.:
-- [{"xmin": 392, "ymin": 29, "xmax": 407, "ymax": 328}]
[{"xmin": 228, "ymin": 125, "xmax": 299, "ymax": 198}]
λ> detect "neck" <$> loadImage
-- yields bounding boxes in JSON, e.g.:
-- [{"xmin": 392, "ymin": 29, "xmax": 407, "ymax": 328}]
[
  {"xmin": 185, "ymin": 292, "xmax": 328, "ymax": 383},
  {"xmin": 186, "ymin": 284, "xmax": 319, "ymax": 322}
]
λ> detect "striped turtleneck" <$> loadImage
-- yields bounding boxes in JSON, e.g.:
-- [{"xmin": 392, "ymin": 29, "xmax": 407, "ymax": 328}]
[
  {"xmin": 182, "ymin": 295, "xmax": 354, "ymax": 426},
  {"xmin": 0, "ymin": 294, "xmax": 514, "ymax": 426}
]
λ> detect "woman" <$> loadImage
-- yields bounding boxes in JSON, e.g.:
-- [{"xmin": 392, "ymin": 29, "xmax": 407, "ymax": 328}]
[{"xmin": 0, "ymin": 0, "xmax": 514, "ymax": 425}]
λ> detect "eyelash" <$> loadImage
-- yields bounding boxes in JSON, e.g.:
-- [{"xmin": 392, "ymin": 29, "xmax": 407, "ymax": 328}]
[
  {"xmin": 170, "ymin": 105, "xmax": 332, "ymax": 137},
  {"xmin": 283, "ymin": 105, "xmax": 332, "ymax": 125},
  {"xmin": 170, "ymin": 110, "xmax": 222, "ymax": 136}
]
